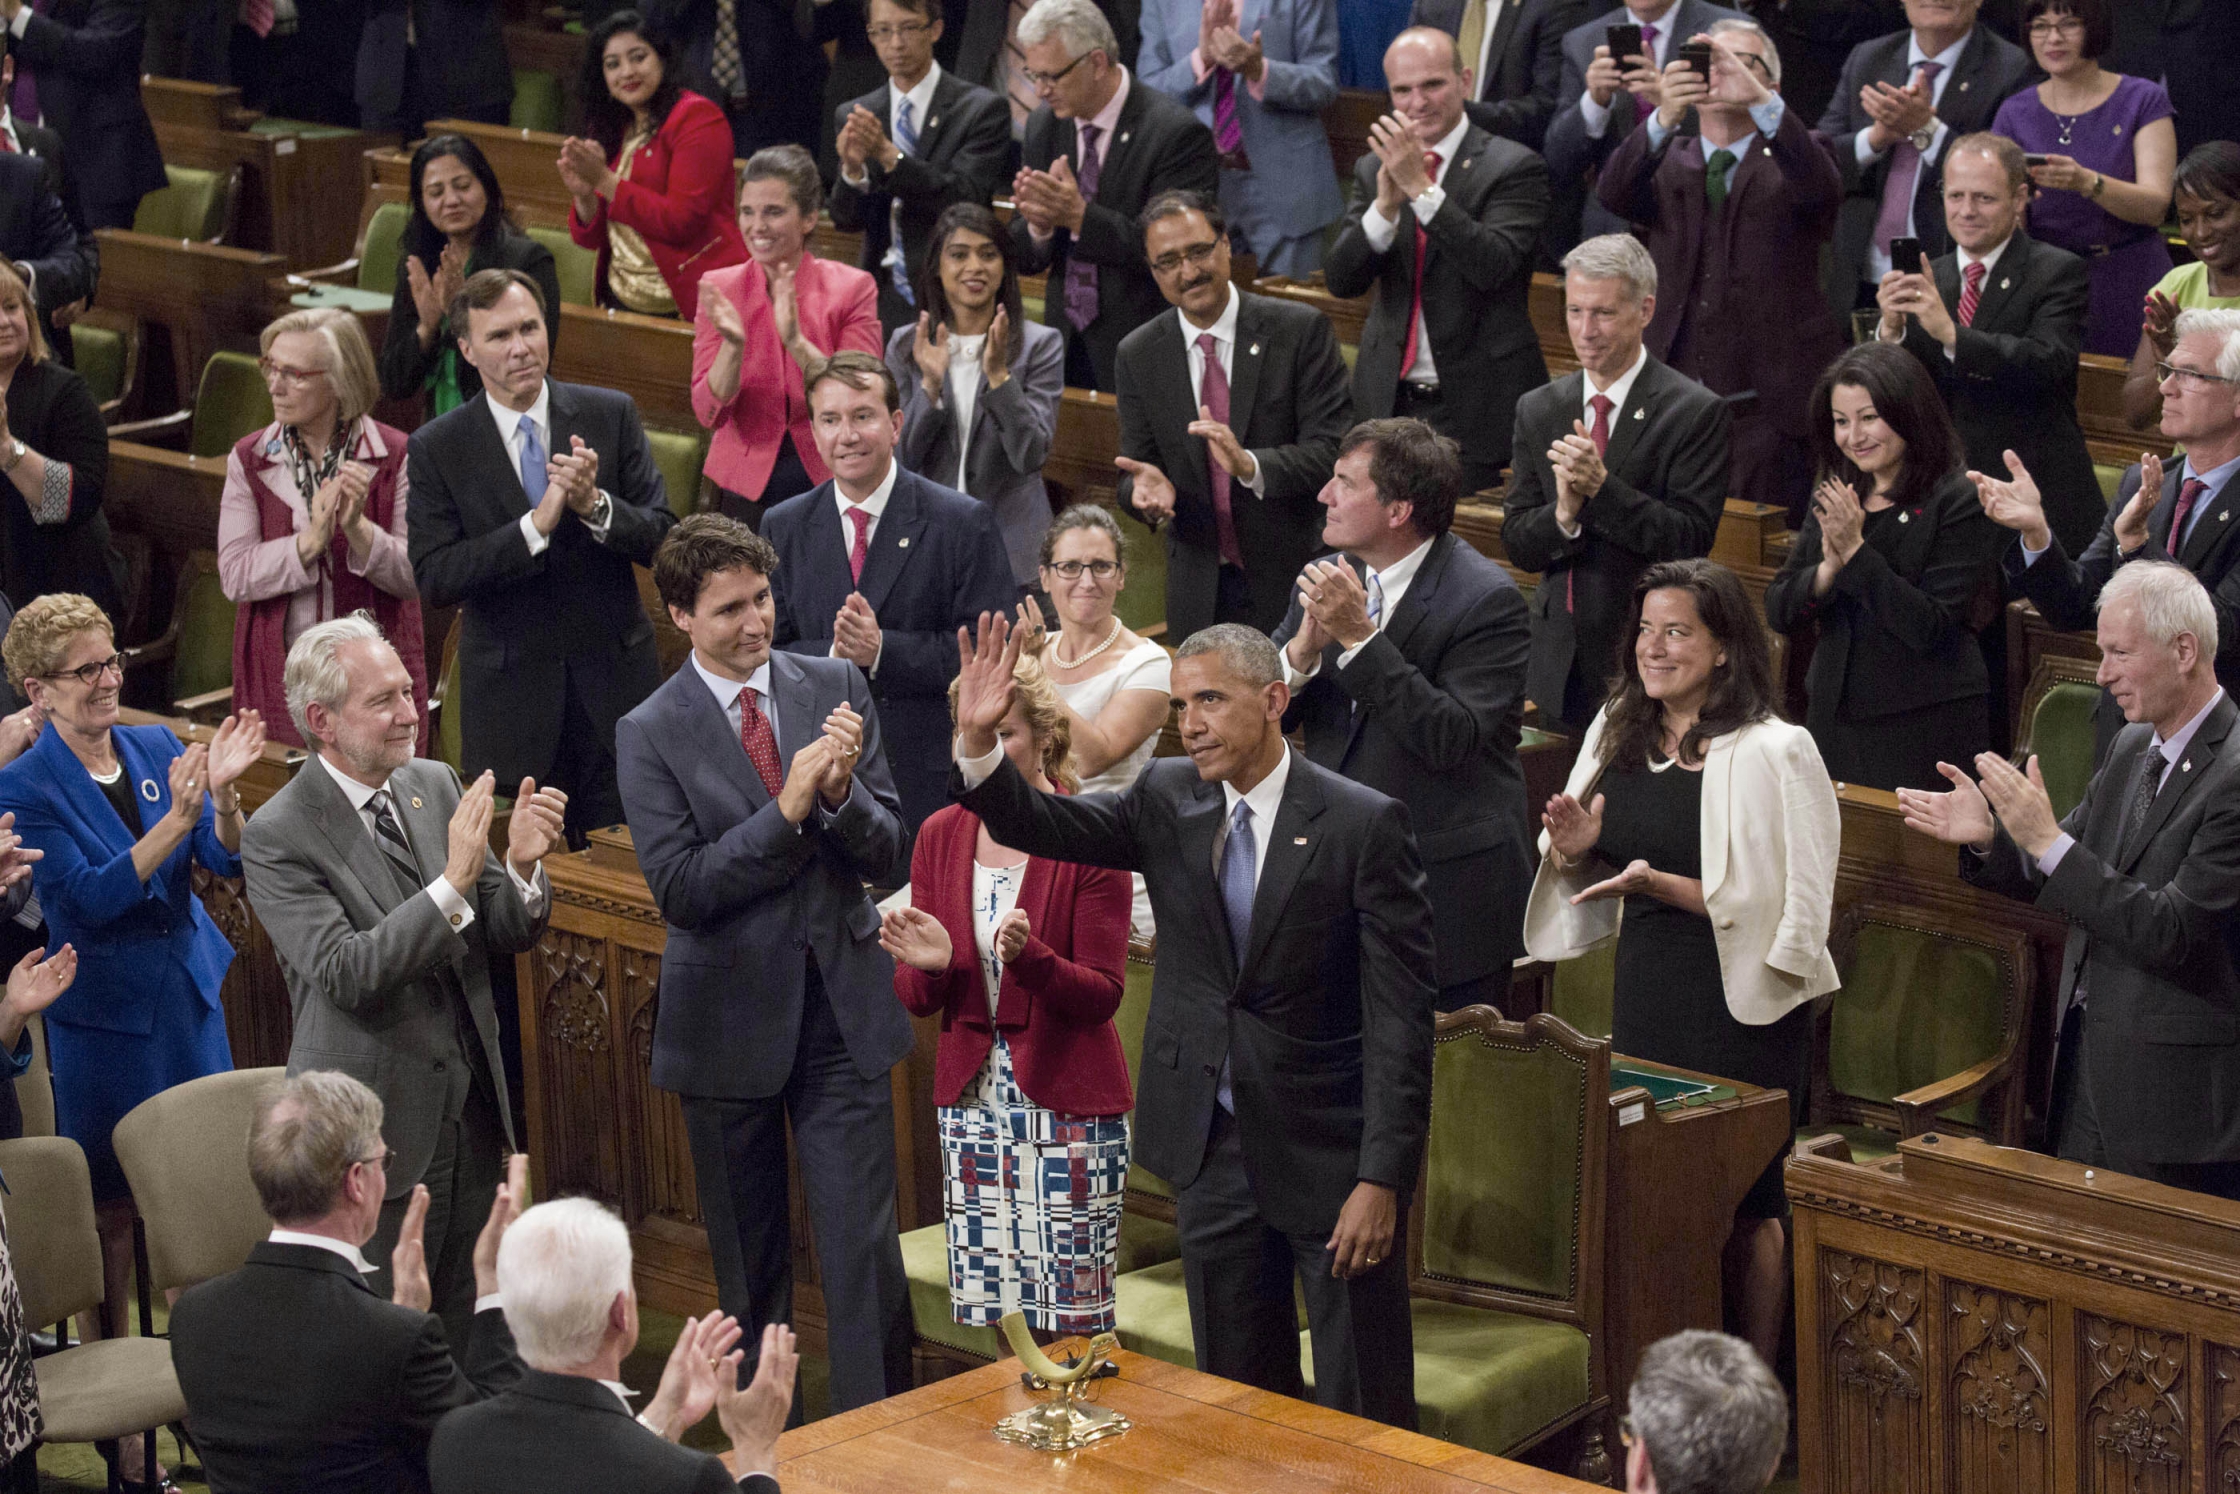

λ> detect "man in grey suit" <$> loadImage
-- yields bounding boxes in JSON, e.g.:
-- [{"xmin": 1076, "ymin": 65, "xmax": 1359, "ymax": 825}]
[
  {"xmin": 241, "ymin": 614, "xmax": 570, "ymax": 1359},
  {"xmin": 1901, "ymin": 561, "xmax": 2240, "ymax": 1200},
  {"xmin": 616, "ymin": 515, "xmax": 915, "ymax": 1415}
]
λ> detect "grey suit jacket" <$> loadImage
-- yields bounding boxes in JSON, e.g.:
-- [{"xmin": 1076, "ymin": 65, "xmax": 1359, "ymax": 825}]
[
  {"xmin": 887, "ymin": 318, "xmax": 1064, "ymax": 586},
  {"xmin": 242, "ymin": 755, "xmax": 548, "ymax": 1197}
]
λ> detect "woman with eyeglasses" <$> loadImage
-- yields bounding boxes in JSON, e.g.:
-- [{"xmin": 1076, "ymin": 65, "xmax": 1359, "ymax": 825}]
[
  {"xmin": 887, "ymin": 203, "xmax": 1065, "ymax": 589},
  {"xmin": 560, "ymin": 11, "xmax": 748, "ymax": 322},
  {"xmin": 0, "ymin": 259, "xmax": 120, "ymax": 617},
  {"xmin": 1992, "ymin": 0, "xmax": 2176, "ymax": 356},
  {"xmin": 0, "ymin": 593, "xmax": 264, "ymax": 1473},
  {"xmin": 219, "ymin": 309, "xmax": 425, "ymax": 751},
  {"xmin": 2124, "ymin": 142, "xmax": 2240, "ymax": 430}
]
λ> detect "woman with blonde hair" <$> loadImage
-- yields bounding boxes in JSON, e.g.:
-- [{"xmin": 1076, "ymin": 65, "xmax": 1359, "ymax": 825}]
[
  {"xmin": 0, "ymin": 259, "xmax": 120, "ymax": 614},
  {"xmin": 880, "ymin": 655, "xmax": 1133, "ymax": 1337},
  {"xmin": 217, "ymin": 308, "xmax": 425, "ymax": 749}
]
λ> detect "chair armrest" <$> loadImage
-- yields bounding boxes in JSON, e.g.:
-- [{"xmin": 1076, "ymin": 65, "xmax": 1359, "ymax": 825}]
[
  {"xmin": 106, "ymin": 409, "xmax": 192, "ymax": 447},
  {"xmin": 172, "ymin": 686, "xmax": 235, "ymax": 719},
  {"xmin": 1792, "ymin": 1130, "xmax": 1854, "ymax": 1166},
  {"xmin": 1891, "ymin": 1048, "xmax": 2017, "ymax": 1138},
  {"xmin": 286, "ymin": 261, "xmax": 361, "ymax": 288}
]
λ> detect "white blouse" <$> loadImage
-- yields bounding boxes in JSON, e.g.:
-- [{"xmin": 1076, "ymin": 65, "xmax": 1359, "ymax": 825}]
[
  {"xmin": 945, "ymin": 332, "xmax": 988, "ymax": 492},
  {"xmin": 972, "ymin": 855, "xmax": 1026, "ymax": 1018}
]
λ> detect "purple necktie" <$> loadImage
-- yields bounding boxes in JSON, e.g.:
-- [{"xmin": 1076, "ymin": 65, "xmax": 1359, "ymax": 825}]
[
  {"xmin": 1627, "ymin": 24, "xmax": 1659, "ymax": 126},
  {"xmin": 1063, "ymin": 122, "xmax": 1103, "ymax": 334},
  {"xmin": 12, "ymin": 0, "xmax": 44, "ymax": 126},
  {"xmin": 1197, "ymin": 332, "xmax": 1243, "ymax": 567},
  {"xmin": 1872, "ymin": 61, "xmax": 1944, "ymax": 262}
]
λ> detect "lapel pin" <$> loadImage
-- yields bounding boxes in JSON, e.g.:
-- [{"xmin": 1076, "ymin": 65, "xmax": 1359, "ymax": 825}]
[
  {"xmin": 2184, "ymin": 759, "xmax": 2193, "ymax": 772},
  {"xmin": 2000, "ymin": 277, "xmax": 2011, "ymax": 290},
  {"xmin": 1633, "ymin": 407, "xmax": 1645, "ymax": 420},
  {"xmin": 140, "ymin": 779, "xmax": 160, "ymax": 802},
  {"xmin": 1249, "ymin": 343, "xmax": 1260, "ymax": 355},
  {"xmin": 1293, "ymin": 836, "xmax": 1308, "ymax": 846},
  {"xmin": 1120, "ymin": 131, "xmax": 1131, "ymax": 144},
  {"xmin": 1959, "ymin": 79, "xmax": 1971, "ymax": 91},
  {"xmin": 928, "ymin": 115, "xmax": 939, "ymax": 129},
  {"xmin": 898, "ymin": 537, "xmax": 911, "ymax": 548},
  {"xmin": 1898, "ymin": 511, "xmax": 1911, "ymax": 523},
  {"xmin": 411, "ymin": 796, "xmax": 423, "ymax": 808}
]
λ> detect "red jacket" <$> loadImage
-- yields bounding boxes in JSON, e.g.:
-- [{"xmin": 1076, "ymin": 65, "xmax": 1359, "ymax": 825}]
[
  {"xmin": 894, "ymin": 801, "xmax": 1134, "ymax": 1116},
  {"xmin": 568, "ymin": 90, "xmax": 747, "ymax": 321}
]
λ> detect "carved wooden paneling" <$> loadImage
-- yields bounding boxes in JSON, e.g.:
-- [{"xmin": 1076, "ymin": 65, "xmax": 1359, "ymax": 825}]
[
  {"xmin": 196, "ymin": 865, "xmax": 294, "ymax": 1070},
  {"xmin": 1947, "ymin": 1280, "xmax": 2052, "ymax": 1493},
  {"xmin": 1820, "ymin": 1249, "xmax": 1927, "ymax": 1494},
  {"xmin": 616, "ymin": 946, "xmax": 700, "ymax": 1231},
  {"xmin": 530, "ymin": 928, "xmax": 626, "ymax": 1202},
  {"xmin": 2209, "ymin": 1343, "xmax": 2240, "ymax": 1489},
  {"xmin": 2079, "ymin": 1315, "xmax": 2187, "ymax": 1493}
]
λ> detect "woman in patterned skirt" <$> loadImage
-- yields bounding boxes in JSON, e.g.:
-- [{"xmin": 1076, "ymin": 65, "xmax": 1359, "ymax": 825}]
[
  {"xmin": 1, "ymin": 937, "xmax": 81, "ymax": 1475},
  {"xmin": 881, "ymin": 658, "xmax": 1134, "ymax": 1336}
]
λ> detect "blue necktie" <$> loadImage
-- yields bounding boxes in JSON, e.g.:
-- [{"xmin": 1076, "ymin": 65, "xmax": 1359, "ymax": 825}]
[
  {"xmin": 516, "ymin": 414, "xmax": 546, "ymax": 502},
  {"xmin": 1352, "ymin": 573, "xmax": 1385, "ymax": 719},
  {"xmin": 891, "ymin": 99, "xmax": 918, "ymax": 306},
  {"xmin": 1215, "ymin": 799, "xmax": 1255, "ymax": 1111}
]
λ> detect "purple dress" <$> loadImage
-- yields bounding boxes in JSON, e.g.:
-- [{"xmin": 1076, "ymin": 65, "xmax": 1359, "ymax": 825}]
[{"xmin": 1993, "ymin": 74, "xmax": 2176, "ymax": 356}]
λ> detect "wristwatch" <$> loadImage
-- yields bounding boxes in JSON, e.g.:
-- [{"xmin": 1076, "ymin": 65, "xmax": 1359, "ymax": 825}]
[
  {"xmin": 3, "ymin": 438, "xmax": 27, "ymax": 472},
  {"xmin": 1908, "ymin": 121, "xmax": 1937, "ymax": 153}
]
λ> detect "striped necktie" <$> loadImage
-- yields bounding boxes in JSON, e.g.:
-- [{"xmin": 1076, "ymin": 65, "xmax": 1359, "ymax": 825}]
[{"xmin": 367, "ymin": 790, "xmax": 424, "ymax": 899}]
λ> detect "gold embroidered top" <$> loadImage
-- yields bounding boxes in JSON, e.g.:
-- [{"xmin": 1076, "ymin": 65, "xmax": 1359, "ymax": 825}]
[{"xmin": 605, "ymin": 128, "xmax": 678, "ymax": 316}]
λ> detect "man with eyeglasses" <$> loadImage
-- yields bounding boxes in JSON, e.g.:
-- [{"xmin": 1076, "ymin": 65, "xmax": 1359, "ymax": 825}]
[
  {"xmin": 1595, "ymin": 18, "xmax": 1845, "ymax": 517},
  {"xmin": 1114, "ymin": 189, "xmax": 1351, "ymax": 637},
  {"xmin": 1005, "ymin": 0, "xmax": 1219, "ymax": 391},
  {"xmin": 1977, "ymin": 307, "xmax": 2240, "ymax": 755},
  {"xmin": 829, "ymin": 0, "xmax": 1012, "ymax": 334}
]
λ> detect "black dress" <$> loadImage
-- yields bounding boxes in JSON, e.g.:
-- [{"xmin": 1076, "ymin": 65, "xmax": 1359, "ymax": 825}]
[
  {"xmin": 377, "ymin": 224, "xmax": 564, "ymax": 406},
  {"xmin": 1599, "ymin": 754, "xmax": 1809, "ymax": 1219},
  {"xmin": 1, "ymin": 357, "xmax": 119, "ymax": 615}
]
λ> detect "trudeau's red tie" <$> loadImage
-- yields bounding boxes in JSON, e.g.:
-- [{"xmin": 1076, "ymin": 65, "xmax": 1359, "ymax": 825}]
[
  {"xmin": 1569, "ymin": 395, "xmax": 1614, "ymax": 612},
  {"xmin": 2170, "ymin": 477, "xmax": 2209, "ymax": 558},
  {"xmin": 845, "ymin": 506, "xmax": 871, "ymax": 584},
  {"xmin": 1396, "ymin": 151, "xmax": 1442, "ymax": 376},
  {"xmin": 737, "ymin": 688, "xmax": 783, "ymax": 798},
  {"xmin": 1956, "ymin": 260, "xmax": 1987, "ymax": 327}
]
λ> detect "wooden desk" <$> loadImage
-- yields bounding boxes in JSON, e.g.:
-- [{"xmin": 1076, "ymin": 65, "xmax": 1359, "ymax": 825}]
[
  {"xmin": 2078, "ymin": 352, "xmax": 2172, "ymax": 469},
  {"xmin": 1449, "ymin": 497, "xmax": 1787, "ymax": 615},
  {"xmin": 141, "ymin": 76, "xmax": 251, "ymax": 131},
  {"xmin": 91, "ymin": 230, "xmax": 288, "ymax": 411},
  {"xmin": 420, "ymin": 119, "xmax": 578, "ymax": 231},
  {"xmin": 1048, "ymin": 387, "xmax": 1121, "ymax": 509},
  {"xmin": 770, "ymin": 1348, "xmax": 1605, "ymax": 1493},
  {"xmin": 549, "ymin": 302, "xmax": 698, "ymax": 433},
  {"xmin": 152, "ymin": 118, "xmax": 373, "ymax": 269},
  {"xmin": 1790, "ymin": 1132, "xmax": 2240, "ymax": 1494},
  {"xmin": 502, "ymin": 21, "xmax": 588, "ymax": 125}
]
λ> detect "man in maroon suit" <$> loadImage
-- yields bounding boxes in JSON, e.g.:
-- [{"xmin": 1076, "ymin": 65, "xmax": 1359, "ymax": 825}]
[{"xmin": 1594, "ymin": 17, "xmax": 1845, "ymax": 519}]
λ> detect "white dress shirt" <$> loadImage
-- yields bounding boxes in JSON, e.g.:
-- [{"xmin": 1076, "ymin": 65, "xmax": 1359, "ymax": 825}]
[
  {"xmin": 487, "ymin": 383, "xmax": 614, "ymax": 556},
  {"xmin": 833, "ymin": 459, "xmax": 900, "ymax": 672},
  {"xmin": 1578, "ymin": 0, "xmax": 1679, "ymax": 138},
  {"xmin": 313, "ymin": 752, "xmax": 547, "ymax": 930},
  {"xmin": 1178, "ymin": 283, "xmax": 1265, "ymax": 493},
  {"xmin": 945, "ymin": 330, "xmax": 987, "ymax": 491},
  {"xmin": 840, "ymin": 62, "xmax": 944, "ymax": 285},
  {"xmin": 1359, "ymin": 112, "xmax": 1472, "ymax": 387},
  {"xmin": 267, "ymin": 1227, "xmax": 503, "ymax": 1313},
  {"xmin": 1282, "ymin": 534, "xmax": 1437, "ymax": 687},
  {"xmin": 1555, "ymin": 344, "xmax": 1650, "ymax": 538},
  {"xmin": 1029, "ymin": 68, "xmax": 1132, "ymax": 248},
  {"xmin": 1857, "ymin": 32, "xmax": 1966, "ymax": 283},
  {"xmin": 690, "ymin": 651, "xmax": 779, "ymax": 755}
]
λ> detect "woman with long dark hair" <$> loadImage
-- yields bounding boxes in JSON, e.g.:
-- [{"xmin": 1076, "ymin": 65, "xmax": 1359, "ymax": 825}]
[
  {"xmin": 1765, "ymin": 342, "xmax": 2003, "ymax": 793},
  {"xmin": 1527, "ymin": 557, "xmax": 1839, "ymax": 1370},
  {"xmin": 559, "ymin": 11, "xmax": 747, "ymax": 321},
  {"xmin": 885, "ymin": 202, "xmax": 1065, "ymax": 589},
  {"xmin": 378, "ymin": 134, "xmax": 563, "ymax": 413},
  {"xmin": 2125, "ymin": 141, "xmax": 2240, "ymax": 429}
]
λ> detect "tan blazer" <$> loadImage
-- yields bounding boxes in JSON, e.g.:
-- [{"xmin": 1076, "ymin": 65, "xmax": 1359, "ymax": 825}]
[{"xmin": 1524, "ymin": 712, "xmax": 1841, "ymax": 1025}]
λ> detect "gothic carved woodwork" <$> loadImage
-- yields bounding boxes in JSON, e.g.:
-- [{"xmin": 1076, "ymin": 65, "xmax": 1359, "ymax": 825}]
[
  {"xmin": 532, "ymin": 928, "xmax": 626, "ymax": 1205},
  {"xmin": 2079, "ymin": 1315, "xmax": 2187, "ymax": 1493},
  {"xmin": 2208, "ymin": 1343, "xmax": 2240, "ymax": 1490},
  {"xmin": 1820, "ymin": 1249, "xmax": 1927, "ymax": 1494},
  {"xmin": 1948, "ymin": 1280, "xmax": 2051, "ymax": 1494}
]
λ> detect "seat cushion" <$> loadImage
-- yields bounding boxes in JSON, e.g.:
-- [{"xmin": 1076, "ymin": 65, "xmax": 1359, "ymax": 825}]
[
  {"xmin": 1113, "ymin": 1258, "xmax": 1196, "ymax": 1368},
  {"xmin": 1409, "ymin": 1298, "xmax": 1590, "ymax": 1457},
  {"xmin": 899, "ymin": 1223, "xmax": 1002, "ymax": 1362},
  {"xmin": 33, "ymin": 1338, "xmax": 185, "ymax": 1442},
  {"xmin": 1115, "ymin": 1210, "xmax": 1179, "ymax": 1275}
]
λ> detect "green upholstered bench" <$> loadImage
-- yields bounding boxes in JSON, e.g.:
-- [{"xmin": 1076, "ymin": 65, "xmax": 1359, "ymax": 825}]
[
  {"xmin": 900, "ymin": 1223, "xmax": 1004, "ymax": 1363},
  {"xmin": 510, "ymin": 70, "xmax": 565, "ymax": 133},
  {"xmin": 526, "ymin": 226, "xmax": 599, "ymax": 308},
  {"xmin": 2021, "ymin": 677, "xmax": 2101, "ymax": 821},
  {"xmin": 134, "ymin": 164, "xmax": 233, "ymax": 242},
  {"xmin": 647, "ymin": 427, "xmax": 710, "ymax": 519},
  {"xmin": 1408, "ymin": 1298, "xmax": 1592, "ymax": 1456},
  {"xmin": 190, "ymin": 352, "xmax": 276, "ymax": 458}
]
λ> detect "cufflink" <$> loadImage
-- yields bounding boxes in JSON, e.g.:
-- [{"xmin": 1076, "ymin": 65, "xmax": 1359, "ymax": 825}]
[{"xmin": 450, "ymin": 914, "xmax": 463, "ymax": 927}]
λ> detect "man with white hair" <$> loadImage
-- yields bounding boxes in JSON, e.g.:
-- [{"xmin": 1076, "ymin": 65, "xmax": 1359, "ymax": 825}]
[
  {"xmin": 430, "ymin": 1198, "xmax": 796, "ymax": 1494},
  {"xmin": 1901, "ymin": 561, "xmax": 2240, "ymax": 1198},
  {"xmin": 1621, "ymin": 1330, "xmax": 1786, "ymax": 1493},
  {"xmin": 241, "ymin": 612, "xmax": 571, "ymax": 1359}
]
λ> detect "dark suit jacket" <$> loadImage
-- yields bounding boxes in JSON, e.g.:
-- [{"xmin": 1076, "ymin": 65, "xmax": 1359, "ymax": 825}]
[
  {"xmin": 761, "ymin": 466, "xmax": 1018, "ymax": 828},
  {"xmin": 171, "ymin": 1242, "xmax": 522, "ymax": 1494},
  {"xmin": 1323, "ymin": 121, "xmax": 1548, "ymax": 480},
  {"xmin": 616, "ymin": 651, "xmax": 912, "ymax": 1100},
  {"xmin": 1597, "ymin": 100, "xmax": 1846, "ymax": 445},
  {"xmin": 1007, "ymin": 79, "xmax": 1220, "ymax": 390},
  {"xmin": 1409, "ymin": 0, "xmax": 1597, "ymax": 152},
  {"xmin": 1747, "ymin": 0, "xmax": 1907, "ymax": 127},
  {"xmin": 354, "ymin": 0, "xmax": 512, "ymax": 121},
  {"xmin": 956, "ymin": 749, "xmax": 1437, "ymax": 1236},
  {"xmin": 1272, "ymin": 531, "xmax": 1532, "ymax": 989},
  {"xmin": 430, "ymin": 1368, "xmax": 780, "ymax": 1494},
  {"xmin": 1114, "ymin": 292, "xmax": 1354, "ymax": 638},
  {"xmin": 639, "ymin": 0, "xmax": 827, "ymax": 156},
  {"xmin": 1964, "ymin": 692, "xmax": 2240, "ymax": 1165},
  {"xmin": 0, "ymin": 357, "xmax": 115, "ymax": 612},
  {"xmin": 378, "ymin": 226, "xmax": 562, "ymax": 405},
  {"xmin": 0, "ymin": 150, "xmax": 97, "ymax": 360},
  {"xmin": 828, "ymin": 69, "xmax": 1014, "ymax": 330},
  {"xmin": 15, "ymin": 0, "xmax": 165, "ymax": 222},
  {"xmin": 1898, "ymin": 232, "xmax": 2101, "ymax": 557},
  {"xmin": 1814, "ymin": 22, "xmax": 2033, "ymax": 307},
  {"xmin": 949, "ymin": 0, "xmax": 1139, "ymax": 92},
  {"xmin": 1500, "ymin": 354, "xmax": 1730, "ymax": 728},
  {"xmin": 17, "ymin": 120, "xmax": 88, "ymax": 236},
  {"xmin": 405, "ymin": 380, "xmax": 675, "ymax": 787}
]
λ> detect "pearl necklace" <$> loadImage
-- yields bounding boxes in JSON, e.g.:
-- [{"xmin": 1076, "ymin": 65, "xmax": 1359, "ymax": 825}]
[{"xmin": 1051, "ymin": 617, "xmax": 1124, "ymax": 668}]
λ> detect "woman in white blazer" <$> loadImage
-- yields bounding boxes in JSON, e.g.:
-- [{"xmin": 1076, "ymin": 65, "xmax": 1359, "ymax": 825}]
[{"xmin": 1525, "ymin": 558, "xmax": 1839, "ymax": 1369}]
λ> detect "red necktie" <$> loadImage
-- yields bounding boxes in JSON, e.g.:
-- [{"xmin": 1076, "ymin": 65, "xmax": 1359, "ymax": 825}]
[
  {"xmin": 737, "ymin": 688, "xmax": 783, "ymax": 798},
  {"xmin": 1196, "ymin": 332, "xmax": 1243, "ymax": 568},
  {"xmin": 1569, "ymin": 395, "xmax": 1614, "ymax": 613},
  {"xmin": 1956, "ymin": 260, "xmax": 1987, "ymax": 328},
  {"xmin": 2169, "ymin": 477, "xmax": 2209, "ymax": 558},
  {"xmin": 846, "ymin": 506, "xmax": 871, "ymax": 584},
  {"xmin": 239, "ymin": 0, "xmax": 274, "ymax": 35},
  {"xmin": 1397, "ymin": 151, "xmax": 1442, "ymax": 377}
]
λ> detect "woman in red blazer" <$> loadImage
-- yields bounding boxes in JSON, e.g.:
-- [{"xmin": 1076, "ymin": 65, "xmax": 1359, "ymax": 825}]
[
  {"xmin": 881, "ymin": 659, "xmax": 1134, "ymax": 1336},
  {"xmin": 692, "ymin": 144, "xmax": 882, "ymax": 526},
  {"xmin": 558, "ymin": 12, "xmax": 746, "ymax": 322}
]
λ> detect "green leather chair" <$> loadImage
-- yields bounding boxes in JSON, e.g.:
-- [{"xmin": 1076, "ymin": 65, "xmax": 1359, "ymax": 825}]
[
  {"xmin": 434, "ymin": 615, "xmax": 465, "ymax": 775},
  {"xmin": 1801, "ymin": 900, "xmax": 2032, "ymax": 1162},
  {"xmin": 133, "ymin": 164, "xmax": 235, "ymax": 243},
  {"xmin": 1545, "ymin": 943, "xmax": 1615, "ymax": 1042},
  {"xmin": 2020, "ymin": 677, "xmax": 2101, "ymax": 822},
  {"xmin": 646, "ymin": 427, "xmax": 710, "ymax": 520},
  {"xmin": 189, "ymin": 352, "xmax": 277, "ymax": 459},
  {"xmin": 1109, "ymin": 504, "xmax": 1166, "ymax": 638},
  {"xmin": 510, "ymin": 70, "xmax": 566, "ymax": 133},
  {"xmin": 526, "ymin": 226, "xmax": 599, "ymax": 309},
  {"xmin": 121, "ymin": 552, "xmax": 236, "ymax": 720},
  {"xmin": 70, "ymin": 321, "xmax": 128, "ymax": 412},
  {"xmin": 355, "ymin": 201, "xmax": 412, "ymax": 299},
  {"xmin": 1403, "ymin": 1008, "xmax": 1609, "ymax": 1464}
]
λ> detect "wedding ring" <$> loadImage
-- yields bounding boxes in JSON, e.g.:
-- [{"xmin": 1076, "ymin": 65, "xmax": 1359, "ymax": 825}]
[{"xmin": 1366, "ymin": 1255, "xmax": 1382, "ymax": 1266}]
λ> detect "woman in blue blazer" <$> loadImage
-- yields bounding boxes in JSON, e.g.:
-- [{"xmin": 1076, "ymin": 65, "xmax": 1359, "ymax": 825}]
[{"xmin": 0, "ymin": 594, "xmax": 266, "ymax": 1215}]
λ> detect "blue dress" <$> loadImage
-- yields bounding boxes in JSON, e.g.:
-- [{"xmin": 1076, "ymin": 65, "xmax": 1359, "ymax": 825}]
[{"xmin": 0, "ymin": 723, "xmax": 238, "ymax": 1198}]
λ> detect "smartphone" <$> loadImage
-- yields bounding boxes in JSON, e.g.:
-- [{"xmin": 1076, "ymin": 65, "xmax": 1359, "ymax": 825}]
[
  {"xmin": 1605, "ymin": 22, "xmax": 1643, "ymax": 64},
  {"xmin": 2023, "ymin": 152, "xmax": 2050, "ymax": 167},
  {"xmin": 1677, "ymin": 40, "xmax": 1714, "ymax": 79},
  {"xmin": 1889, "ymin": 236, "xmax": 1926, "ymax": 274}
]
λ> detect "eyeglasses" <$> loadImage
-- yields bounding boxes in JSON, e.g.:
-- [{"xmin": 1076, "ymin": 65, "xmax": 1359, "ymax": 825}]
[
  {"xmin": 41, "ymin": 653, "xmax": 123, "ymax": 686},
  {"xmin": 2027, "ymin": 17, "xmax": 2085, "ymax": 38},
  {"xmin": 353, "ymin": 1149, "xmax": 397, "ymax": 1171},
  {"xmin": 866, "ymin": 20, "xmax": 929, "ymax": 41},
  {"xmin": 1619, "ymin": 1415, "xmax": 1636, "ymax": 1448},
  {"xmin": 1733, "ymin": 52, "xmax": 1773, "ymax": 80},
  {"xmin": 1045, "ymin": 559, "xmax": 1120, "ymax": 580},
  {"xmin": 2156, "ymin": 361, "xmax": 2236, "ymax": 389},
  {"xmin": 1021, "ymin": 50, "xmax": 1094, "ymax": 90},
  {"xmin": 1149, "ymin": 241, "xmax": 1222, "ymax": 277},
  {"xmin": 259, "ymin": 358, "xmax": 328, "ymax": 388}
]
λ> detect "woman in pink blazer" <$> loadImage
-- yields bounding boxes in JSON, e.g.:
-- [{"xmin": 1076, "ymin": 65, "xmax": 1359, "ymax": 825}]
[{"xmin": 692, "ymin": 144, "xmax": 882, "ymax": 527}]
